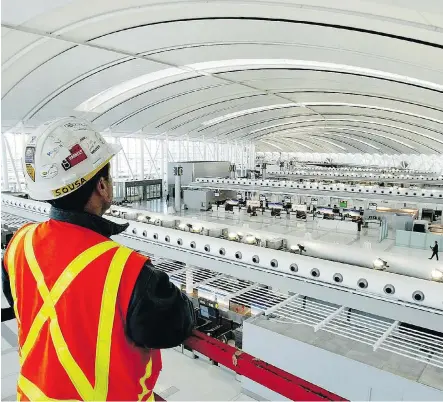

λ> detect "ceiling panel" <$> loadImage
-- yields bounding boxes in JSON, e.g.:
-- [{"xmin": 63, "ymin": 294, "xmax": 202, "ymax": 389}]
[{"xmin": 2, "ymin": 0, "xmax": 443, "ymax": 154}]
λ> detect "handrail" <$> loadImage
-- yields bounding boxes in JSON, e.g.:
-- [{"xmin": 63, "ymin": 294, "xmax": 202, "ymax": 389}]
[{"xmin": 184, "ymin": 329, "xmax": 346, "ymax": 401}]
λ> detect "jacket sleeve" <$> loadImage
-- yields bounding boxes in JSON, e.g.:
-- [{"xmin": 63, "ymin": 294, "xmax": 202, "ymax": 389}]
[
  {"xmin": 2, "ymin": 259, "xmax": 14, "ymax": 308},
  {"xmin": 125, "ymin": 261, "xmax": 196, "ymax": 349}
]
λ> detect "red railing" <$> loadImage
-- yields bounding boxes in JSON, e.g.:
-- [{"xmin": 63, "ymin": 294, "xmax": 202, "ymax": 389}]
[{"xmin": 184, "ymin": 330, "xmax": 346, "ymax": 401}]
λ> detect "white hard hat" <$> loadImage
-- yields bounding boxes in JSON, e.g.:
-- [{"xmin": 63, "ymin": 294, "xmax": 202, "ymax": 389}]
[{"xmin": 23, "ymin": 117, "xmax": 121, "ymax": 201}]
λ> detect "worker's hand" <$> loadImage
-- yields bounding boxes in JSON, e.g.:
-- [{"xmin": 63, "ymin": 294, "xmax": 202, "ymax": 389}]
[{"xmin": 232, "ymin": 350, "xmax": 243, "ymax": 366}]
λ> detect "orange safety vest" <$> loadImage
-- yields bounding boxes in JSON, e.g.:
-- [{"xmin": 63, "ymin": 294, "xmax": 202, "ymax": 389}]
[{"xmin": 4, "ymin": 220, "xmax": 162, "ymax": 401}]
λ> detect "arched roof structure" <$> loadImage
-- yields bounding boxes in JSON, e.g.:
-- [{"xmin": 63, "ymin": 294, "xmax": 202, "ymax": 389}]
[{"xmin": 2, "ymin": 0, "xmax": 443, "ymax": 154}]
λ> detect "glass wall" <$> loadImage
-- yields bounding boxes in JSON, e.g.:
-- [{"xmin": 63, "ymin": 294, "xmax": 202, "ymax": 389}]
[{"xmin": 1, "ymin": 132, "xmax": 255, "ymax": 195}]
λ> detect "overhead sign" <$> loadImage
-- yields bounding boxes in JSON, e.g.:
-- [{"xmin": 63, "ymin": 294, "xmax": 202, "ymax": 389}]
[
  {"xmin": 369, "ymin": 202, "xmax": 377, "ymax": 210},
  {"xmin": 311, "ymin": 198, "xmax": 318, "ymax": 206},
  {"xmin": 284, "ymin": 198, "xmax": 291, "ymax": 204},
  {"xmin": 259, "ymin": 195, "xmax": 266, "ymax": 201},
  {"xmin": 173, "ymin": 166, "xmax": 183, "ymax": 176},
  {"xmin": 214, "ymin": 191, "xmax": 220, "ymax": 197},
  {"xmin": 237, "ymin": 193, "xmax": 242, "ymax": 199},
  {"xmin": 339, "ymin": 200, "xmax": 348, "ymax": 208}
]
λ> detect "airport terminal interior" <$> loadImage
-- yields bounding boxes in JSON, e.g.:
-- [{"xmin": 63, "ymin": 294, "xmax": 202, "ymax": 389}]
[{"xmin": 1, "ymin": 1, "xmax": 443, "ymax": 401}]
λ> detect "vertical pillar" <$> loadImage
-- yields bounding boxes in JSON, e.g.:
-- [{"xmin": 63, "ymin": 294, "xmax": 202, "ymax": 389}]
[
  {"xmin": 139, "ymin": 138, "xmax": 145, "ymax": 179},
  {"xmin": 4, "ymin": 134, "xmax": 22, "ymax": 191},
  {"xmin": 186, "ymin": 269, "xmax": 194, "ymax": 295},
  {"xmin": 230, "ymin": 164, "xmax": 236, "ymax": 179},
  {"xmin": 241, "ymin": 143, "xmax": 245, "ymax": 177},
  {"xmin": 186, "ymin": 136, "xmax": 190, "ymax": 161},
  {"xmin": 113, "ymin": 137, "xmax": 120, "ymax": 179},
  {"xmin": 1, "ymin": 134, "xmax": 10, "ymax": 191},
  {"xmin": 164, "ymin": 135, "xmax": 168, "ymax": 196},
  {"xmin": 262, "ymin": 163, "xmax": 267, "ymax": 180},
  {"xmin": 174, "ymin": 165, "xmax": 183, "ymax": 212}
]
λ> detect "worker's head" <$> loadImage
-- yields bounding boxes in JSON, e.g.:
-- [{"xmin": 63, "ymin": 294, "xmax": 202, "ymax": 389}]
[
  {"xmin": 436, "ymin": 241, "xmax": 438, "ymax": 244},
  {"xmin": 22, "ymin": 117, "xmax": 121, "ymax": 215},
  {"xmin": 47, "ymin": 163, "xmax": 113, "ymax": 215}
]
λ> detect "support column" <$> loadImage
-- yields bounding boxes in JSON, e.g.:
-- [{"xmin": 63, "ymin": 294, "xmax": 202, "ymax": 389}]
[
  {"xmin": 230, "ymin": 163, "xmax": 236, "ymax": 179},
  {"xmin": 186, "ymin": 269, "xmax": 194, "ymax": 295},
  {"xmin": 113, "ymin": 137, "xmax": 120, "ymax": 179},
  {"xmin": 139, "ymin": 138, "xmax": 145, "ymax": 179},
  {"xmin": 241, "ymin": 143, "xmax": 245, "ymax": 177},
  {"xmin": 4, "ymin": 134, "xmax": 22, "ymax": 191},
  {"xmin": 161, "ymin": 138, "xmax": 166, "ymax": 196},
  {"xmin": 262, "ymin": 163, "xmax": 267, "ymax": 180},
  {"xmin": 174, "ymin": 165, "xmax": 183, "ymax": 212},
  {"xmin": 1, "ymin": 134, "xmax": 10, "ymax": 191}
]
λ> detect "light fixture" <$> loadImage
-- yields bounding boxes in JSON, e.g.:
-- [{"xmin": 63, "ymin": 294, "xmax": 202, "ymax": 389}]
[
  {"xmin": 137, "ymin": 215, "xmax": 146, "ymax": 222},
  {"xmin": 228, "ymin": 232, "xmax": 239, "ymax": 241},
  {"xmin": 237, "ymin": 232, "xmax": 244, "ymax": 237},
  {"xmin": 191, "ymin": 225, "xmax": 203, "ymax": 233},
  {"xmin": 178, "ymin": 223, "xmax": 187, "ymax": 230},
  {"xmin": 431, "ymin": 269, "xmax": 443, "ymax": 282},
  {"xmin": 244, "ymin": 235, "xmax": 256, "ymax": 244},
  {"xmin": 373, "ymin": 258, "xmax": 388, "ymax": 270}
]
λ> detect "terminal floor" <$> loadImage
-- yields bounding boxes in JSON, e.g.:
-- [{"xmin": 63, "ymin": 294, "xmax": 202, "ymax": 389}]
[
  {"xmin": 1, "ymin": 295, "xmax": 257, "ymax": 401},
  {"xmin": 133, "ymin": 199, "xmax": 439, "ymax": 260}
]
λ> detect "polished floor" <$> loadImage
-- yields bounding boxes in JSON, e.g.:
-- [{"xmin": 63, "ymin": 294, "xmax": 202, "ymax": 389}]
[{"xmin": 132, "ymin": 199, "xmax": 438, "ymax": 259}]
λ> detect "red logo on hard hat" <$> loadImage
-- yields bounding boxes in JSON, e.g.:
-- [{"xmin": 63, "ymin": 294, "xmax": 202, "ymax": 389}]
[{"xmin": 61, "ymin": 144, "xmax": 87, "ymax": 171}]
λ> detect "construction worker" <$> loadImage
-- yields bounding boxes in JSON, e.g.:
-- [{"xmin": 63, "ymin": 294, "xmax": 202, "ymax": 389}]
[{"xmin": 2, "ymin": 118, "xmax": 196, "ymax": 401}]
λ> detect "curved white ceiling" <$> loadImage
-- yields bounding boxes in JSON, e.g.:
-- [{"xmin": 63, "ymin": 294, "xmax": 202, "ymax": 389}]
[{"xmin": 2, "ymin": 0, "xmax": 443, "ymax": 154}]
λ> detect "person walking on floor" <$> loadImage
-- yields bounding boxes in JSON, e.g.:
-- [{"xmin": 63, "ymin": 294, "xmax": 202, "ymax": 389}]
[
  {"xmin": 357, "ymin": 216, "xmax": 363, "ymax": 232},
  {"xmin": 166, "ymin": 193, "xmax": 170, "ymax": 203},
  {"xmin": 429, "ymin": 241, "xmax": 439, "ymax": 260}
]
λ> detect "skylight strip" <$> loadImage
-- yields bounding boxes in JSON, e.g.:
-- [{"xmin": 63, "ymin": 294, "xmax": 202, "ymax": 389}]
[
  {"xmin": 260, "ymin": 140, "xmax": 283, "ymax": 151},
  {"xmin": 282, "ymin": 126, "xmax": 416, "ymax": 150},
  {"xmin": 203, "ymin": 102, "xmax": 443, "ymax": 127},
  {"xmin": 286, "ymin": 139, "xmax": 315, "ymax": 151},
  {"xmin": 310, "ymin": 137, "xmax": 347, "ymax": 151}
]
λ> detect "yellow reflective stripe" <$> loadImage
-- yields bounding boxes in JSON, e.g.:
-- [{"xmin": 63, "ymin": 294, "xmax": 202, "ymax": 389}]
[
  {"xmin": 18, "ymin": 374, "xmax": 79, "ymax": 401},
  {"xmin": 19, "ymin": 374, "xmax": 58, "ymax": 401},
  {"xmin": 93, "ymin": 246, "xmax": 132, "ymax": 400},
  {"xmin": 23, "ymin": 227, "xmax": 94, "ymax": 401},
  {"xmin": 49, "ymin": 319, "xmax": 94, "ymax": 400},
  {"xmin": 137, "ymin": 357, "xmax": 153, "ymax": 402},
  {"xmin": 20, "ymin": 240, "xmax": 118, "ymax": 365},
  {"xmin": 6, "ymin": 224, "xmax": 37, "ymax": 326}
]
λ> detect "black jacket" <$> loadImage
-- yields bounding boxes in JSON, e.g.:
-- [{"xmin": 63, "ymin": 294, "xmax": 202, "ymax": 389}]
[{"xmin": 2, "ymin": 207, "xmax": 196, "ymax": 349}]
